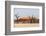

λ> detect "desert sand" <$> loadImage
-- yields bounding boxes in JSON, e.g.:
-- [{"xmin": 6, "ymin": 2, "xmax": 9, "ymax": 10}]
[{"xmin": 14, "ymin": 23, "xmax": 39, "ymax": 27}]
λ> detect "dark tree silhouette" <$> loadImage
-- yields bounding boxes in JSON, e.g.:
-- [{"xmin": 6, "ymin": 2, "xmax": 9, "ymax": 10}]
[
  {"xmin": 15, "ymin": 14, "xmax": 20, "ymax": 23},
  {"xmin": 32, "ymin": 16, "xmax": 33, "ymax": 23},
  {"xmin": 28, "ymin": 16, "xmax": 31, "ymax": 23},
  {"xmin": 31, "ymin": 16, "xmax": 39, "ymax": 23}
]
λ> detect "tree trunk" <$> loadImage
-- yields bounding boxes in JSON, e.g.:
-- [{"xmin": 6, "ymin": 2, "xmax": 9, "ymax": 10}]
[{"xmin": 17, "ymin": 18, "xmax": 18, "ymax": 23}]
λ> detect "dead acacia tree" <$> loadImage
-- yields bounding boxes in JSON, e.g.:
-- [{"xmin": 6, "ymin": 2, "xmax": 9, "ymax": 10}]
[
  {"xmin": 15, "ymin": 14, "xmax": 20, "ymax": 23},
  {"xmin": 28, "ymin": 16, "xmax": 31, "ymax": 23},
  {"xmin": 32, "ymin": 15, "xmax": 37, "ymax": 23}
]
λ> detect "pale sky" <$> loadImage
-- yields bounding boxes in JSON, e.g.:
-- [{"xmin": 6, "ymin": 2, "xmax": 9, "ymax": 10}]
[{"xmin": 14, "ymin": 8, "xmax": 39, "ymax": 18}]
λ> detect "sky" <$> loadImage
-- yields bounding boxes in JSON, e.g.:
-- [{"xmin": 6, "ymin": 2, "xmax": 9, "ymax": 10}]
[{"xmin": 14, "ymin": 8, "xmax": 39, "ymax": 18}]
